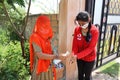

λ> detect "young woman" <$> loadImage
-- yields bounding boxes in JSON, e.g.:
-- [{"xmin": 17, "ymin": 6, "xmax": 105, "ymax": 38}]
[
  {"xmin": 29, "ymin": 15, "xmax": 66, "ymax": 80},
  {"xmin": 72, "ymin": 11, "xmax": 99, "ymax": 80}
]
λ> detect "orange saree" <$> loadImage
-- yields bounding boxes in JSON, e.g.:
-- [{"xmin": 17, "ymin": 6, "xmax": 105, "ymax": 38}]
[{"xmin": 29, "ymin": 15, "xmax": 56, "ymax": 80}]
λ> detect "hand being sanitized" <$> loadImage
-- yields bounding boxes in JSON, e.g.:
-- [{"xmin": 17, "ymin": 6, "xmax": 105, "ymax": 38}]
[{"xmin": 62, "ymin": 51, "xmax": 70, "ymax": 57}]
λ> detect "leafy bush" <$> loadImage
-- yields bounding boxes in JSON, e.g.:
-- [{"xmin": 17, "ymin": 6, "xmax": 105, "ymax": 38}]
[
  {"xmin": 0, "ymin": 28, "xmax": 30, "ymax": 80},
  {"xmin": 0, "ymin": 41, "xmax": 30, "ymax": 80}
]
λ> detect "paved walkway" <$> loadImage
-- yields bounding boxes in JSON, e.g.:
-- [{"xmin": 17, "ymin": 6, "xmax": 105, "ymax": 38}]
[
  {"xmin": 92, "ymin": 71, "xmax": 119, "ymax": 80},
  {"xmin": 92, "ymin": 57, "xmax": 120, "ymax": 80}
]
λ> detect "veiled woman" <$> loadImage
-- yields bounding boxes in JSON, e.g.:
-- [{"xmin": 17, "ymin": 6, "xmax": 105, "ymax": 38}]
[{"xmin": 29, "ymin": 16, "xmax": 65, "ymax": 80}]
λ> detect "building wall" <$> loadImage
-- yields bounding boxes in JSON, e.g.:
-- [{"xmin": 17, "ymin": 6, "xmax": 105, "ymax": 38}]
[{"xmin": 59, "ymin": 0, "xmax": 86, "ymax": 80}]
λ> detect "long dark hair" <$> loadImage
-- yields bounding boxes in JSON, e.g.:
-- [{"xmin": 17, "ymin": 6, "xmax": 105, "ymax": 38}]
[{"xmin": 75, "ymin": 11, "xmax": 92, "ymax": 42}]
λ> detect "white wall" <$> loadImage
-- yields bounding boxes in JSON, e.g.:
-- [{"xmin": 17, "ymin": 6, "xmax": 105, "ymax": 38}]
[
  {"xmin": 108, "ymin": 15, "xmax": 120, "ymax": 24},
  {"xmin": 93, "ymin": 0, "xmax": 103, "ymax": 25}
]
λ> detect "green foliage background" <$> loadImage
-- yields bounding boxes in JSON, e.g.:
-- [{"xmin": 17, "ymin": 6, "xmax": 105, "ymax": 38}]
[
  {"xmin": 0, "ymin": 28, "xmax": 30, "ymax": 80},
  {"xmin": 0, "ymin": 1, "xmax": 30, "ymax": 79}
]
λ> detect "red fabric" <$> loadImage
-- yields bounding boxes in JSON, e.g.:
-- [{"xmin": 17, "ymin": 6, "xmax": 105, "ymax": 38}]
[
  {"xmin": 72, "ymin": 25, "xmax": 99, "ymax": 61},
  {"xmin": 29, "ymin": 15, "xmax": 53, "ymax": 74}
]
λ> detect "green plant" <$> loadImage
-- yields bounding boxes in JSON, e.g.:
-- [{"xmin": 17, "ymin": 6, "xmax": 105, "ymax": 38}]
[
  {"xmin": 0, "ymin": 28, "xmax": 30, "ymax": 80},
  {"xmin": 99, "ymin": 60, "xmax": 120, "ymax": 78},
  {"xmin": 0, "ymin": 41, "xmax": 30, "ymax": 80}
]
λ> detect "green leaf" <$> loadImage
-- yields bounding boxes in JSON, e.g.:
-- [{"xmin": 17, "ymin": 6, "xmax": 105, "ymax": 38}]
[
  {"xmin": 0, "ymin": 0, "xmax": 4, "ymax": 3},
  {"xmin": 6, "ymin": 0, "xmax": 25, "ymax": 7}
]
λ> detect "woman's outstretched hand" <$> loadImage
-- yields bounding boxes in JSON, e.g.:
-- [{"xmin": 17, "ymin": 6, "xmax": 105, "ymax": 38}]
[{"xmin": 69, "ymin": 53, "xmax": 77, "ymax": 64}]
